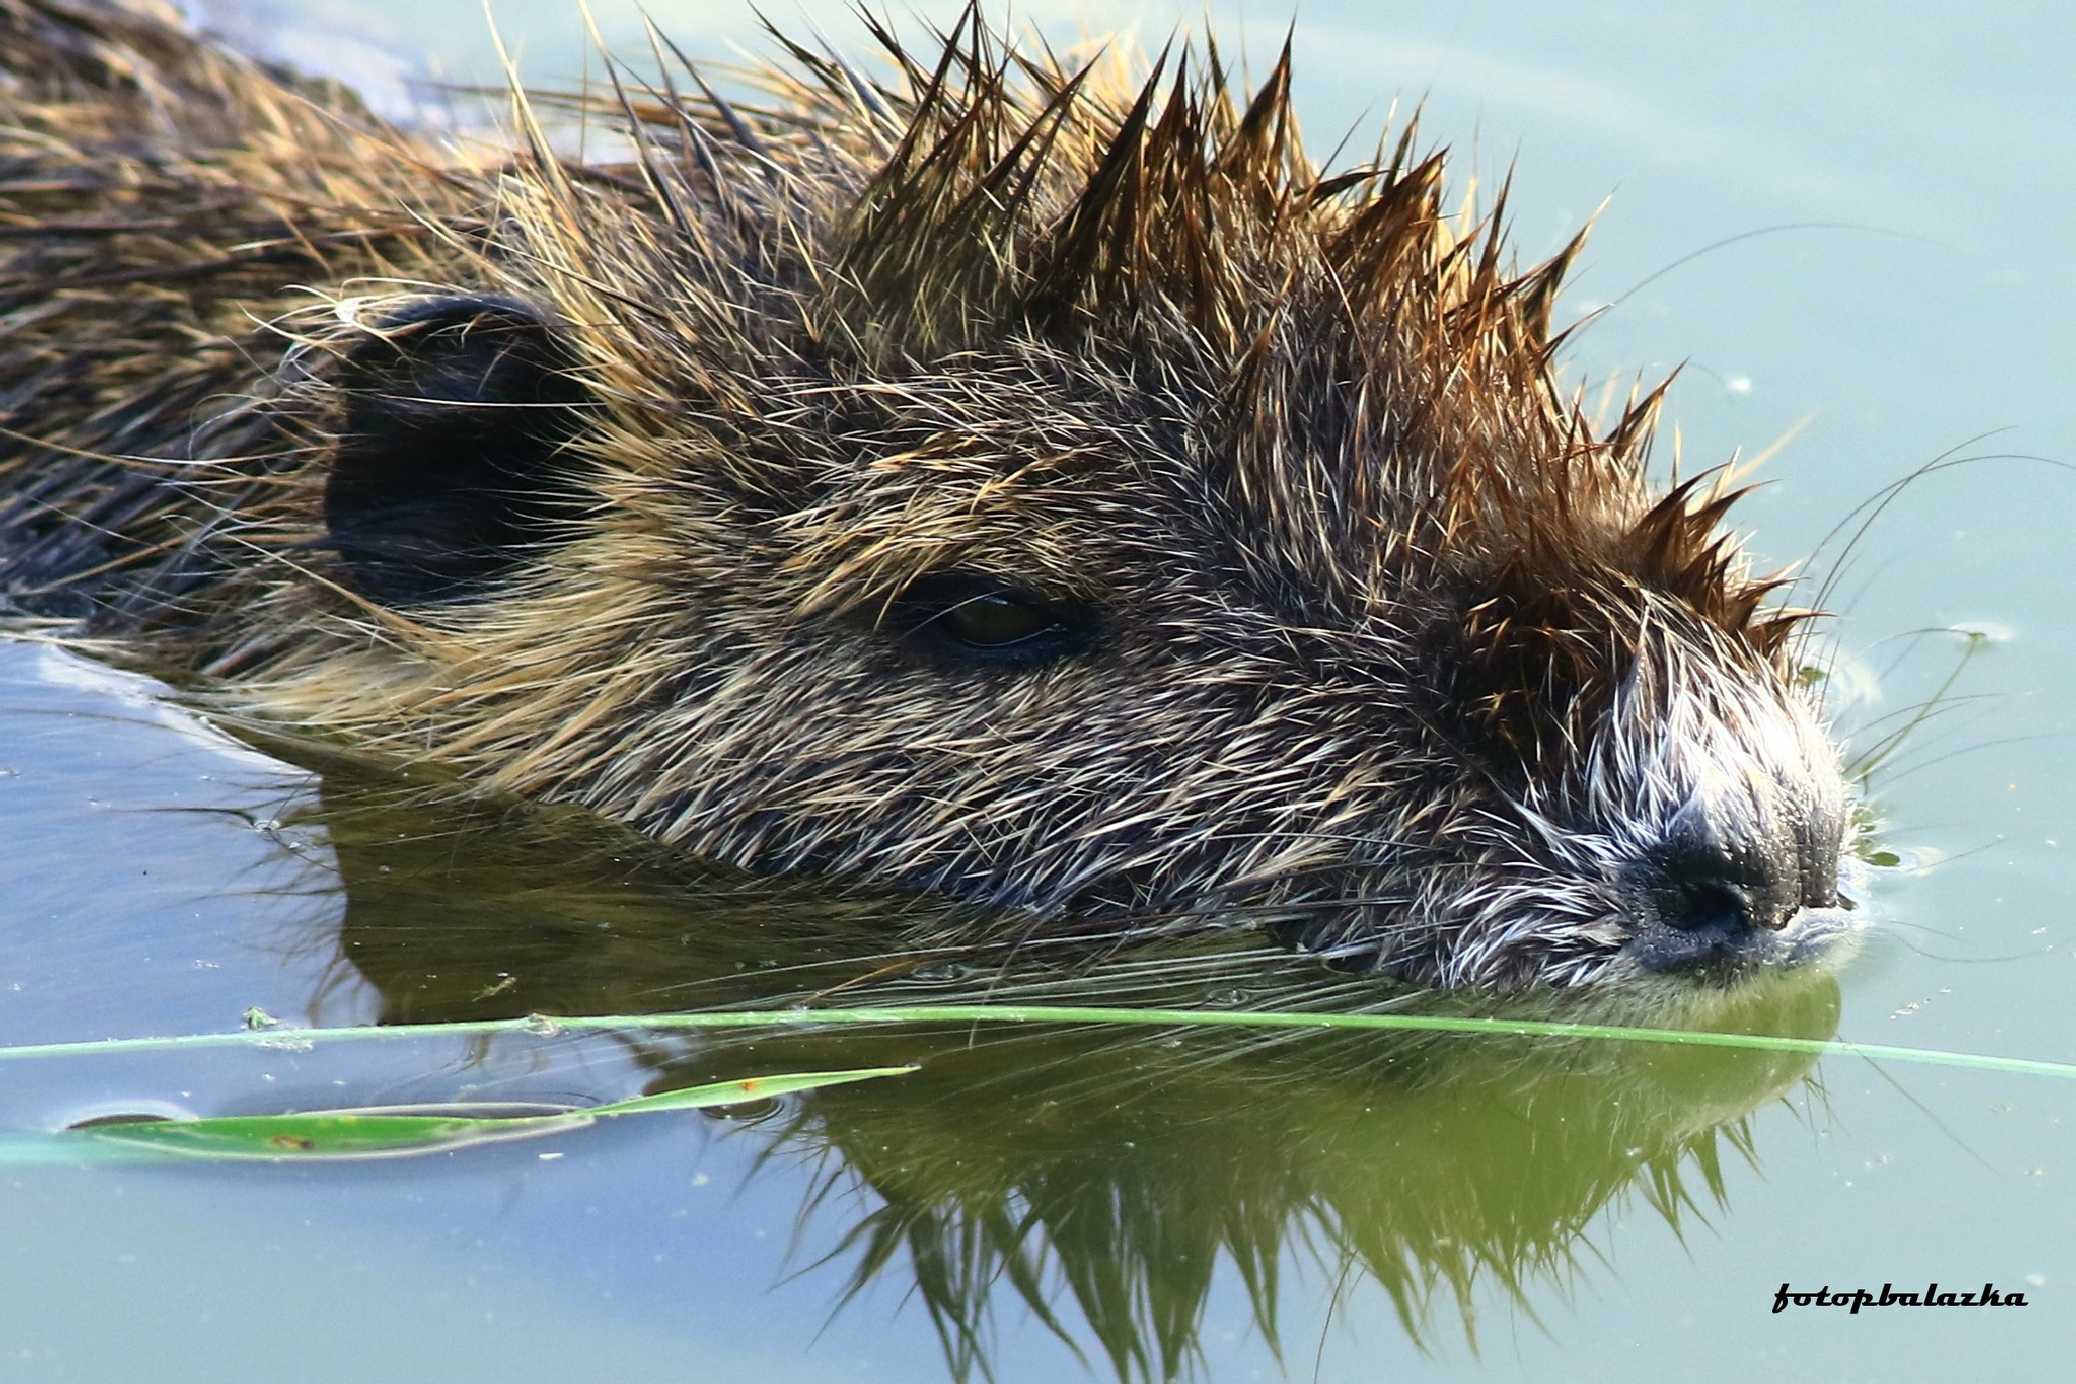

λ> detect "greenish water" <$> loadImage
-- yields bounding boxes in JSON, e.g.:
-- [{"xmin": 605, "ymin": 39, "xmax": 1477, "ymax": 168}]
[{"xmin": 5, "ymin": 2, "xmax": 2075, "ymax": 1380}]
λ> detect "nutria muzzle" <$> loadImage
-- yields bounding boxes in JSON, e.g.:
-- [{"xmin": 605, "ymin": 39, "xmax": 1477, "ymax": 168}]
[{"xmin": 1621, "ymin": 780, "xmax": 1852, "ymax": 979}]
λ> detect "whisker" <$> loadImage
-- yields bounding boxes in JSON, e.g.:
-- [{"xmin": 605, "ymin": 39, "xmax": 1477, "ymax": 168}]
[
  {"xmin": 1806, "ymin": 446, "xmax": 2072, "ymax": 618},
  {"xmin": 1872, "ymin": 733, "xmax": 2068, "ymax": 790}
]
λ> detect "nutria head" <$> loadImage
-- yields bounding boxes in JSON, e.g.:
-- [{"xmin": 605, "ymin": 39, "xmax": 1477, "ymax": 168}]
[{"xmin": 5, "ymin": 11, "xmax": 1856, "ymax": 997}]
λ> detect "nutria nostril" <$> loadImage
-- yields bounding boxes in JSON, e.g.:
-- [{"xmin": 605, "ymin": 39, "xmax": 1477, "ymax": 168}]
[{"xmin": 1670, "ymin": 877, "xmax": 1758, "ymax": 934}]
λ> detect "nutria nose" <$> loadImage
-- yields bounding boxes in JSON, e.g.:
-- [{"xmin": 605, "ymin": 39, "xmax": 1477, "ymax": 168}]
[
  {"xmin": 1638, "ymin": 795, "xmax": 1809, "ymax": 936},
  {"xmin": 1656, "ymin": 844, "xmax": 1794, "ymax": 933}
]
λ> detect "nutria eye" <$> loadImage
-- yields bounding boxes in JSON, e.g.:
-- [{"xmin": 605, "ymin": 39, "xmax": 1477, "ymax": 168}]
[
  {"xmin": 896, "ymin": 572, "xmax": 1090, "ymax": 665},
  {"xmin": 942, "ymin": 590, "xmax": 1052, "ymax": 645}
]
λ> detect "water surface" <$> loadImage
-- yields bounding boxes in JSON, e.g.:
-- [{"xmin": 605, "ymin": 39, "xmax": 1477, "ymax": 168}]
[{"xmin": 5, "ymin": 2, "xmax": 2073, "ymax": 1380}]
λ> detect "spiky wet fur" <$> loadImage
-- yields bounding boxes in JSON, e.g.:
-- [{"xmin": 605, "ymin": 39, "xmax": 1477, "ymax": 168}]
[{"xmin": 0, "ymin": 1, "xmax": 1850, "ymax": 998}]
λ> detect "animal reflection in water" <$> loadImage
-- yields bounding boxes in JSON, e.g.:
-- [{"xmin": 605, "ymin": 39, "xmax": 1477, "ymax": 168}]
[{"xmin": 249, "ymin": 760, "xmax": 1838, "ymax": 1381}]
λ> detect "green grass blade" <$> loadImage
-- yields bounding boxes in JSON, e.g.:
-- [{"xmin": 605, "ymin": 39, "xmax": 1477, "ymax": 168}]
[
  {"xmin": 0, "ymin": 1006, "xmax": 2068, "ymax": 1081},
  {"xmin": 587, "ymin": 1066, "xmax": 918, "ymax": 1116},
  {"xmin": 75, "ymin": 1111, "xmax": 575, "ymax": 1160},
  {"xmin": 23, "ymin": 1067, "xmax": 917, "ymax": 1163}
]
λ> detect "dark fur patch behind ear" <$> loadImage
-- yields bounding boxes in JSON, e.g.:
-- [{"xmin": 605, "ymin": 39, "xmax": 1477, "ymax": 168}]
[{"xmin": 325, "ymin": 295, "xmax": 591, "ymax": 606}]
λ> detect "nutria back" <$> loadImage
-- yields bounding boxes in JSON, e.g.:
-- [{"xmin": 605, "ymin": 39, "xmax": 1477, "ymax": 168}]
[{"xmin": 0, "ymin": 1, "xmax": 1855, "ymax": 1002}]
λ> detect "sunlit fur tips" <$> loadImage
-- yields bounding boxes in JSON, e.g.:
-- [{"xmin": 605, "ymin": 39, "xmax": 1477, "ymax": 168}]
[{"xmin": 0, "ymin": 1, "xmax": 1848, "ymax": 1001}]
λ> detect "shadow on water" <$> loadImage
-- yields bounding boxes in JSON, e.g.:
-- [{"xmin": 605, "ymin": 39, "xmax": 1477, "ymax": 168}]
[{"xmin": 191, "ymin": 741, "xmax": 1846, "ymax": 1383}]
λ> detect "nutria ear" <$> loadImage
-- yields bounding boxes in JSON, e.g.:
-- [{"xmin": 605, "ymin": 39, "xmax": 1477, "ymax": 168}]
[{"xmin": 324, "ymin": 295, "xmax": 592, "ymax": 607}]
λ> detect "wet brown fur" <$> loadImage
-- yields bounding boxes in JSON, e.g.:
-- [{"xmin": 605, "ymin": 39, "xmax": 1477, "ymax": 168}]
[{"xmin": 0, "ymin": 1, "xmax": 1838, "ymax": 993}]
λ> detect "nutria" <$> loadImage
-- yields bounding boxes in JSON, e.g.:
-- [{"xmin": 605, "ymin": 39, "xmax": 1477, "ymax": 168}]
[{"xmin": 0, "ymin": 0, "xmax": 1857, "ymax": 998}]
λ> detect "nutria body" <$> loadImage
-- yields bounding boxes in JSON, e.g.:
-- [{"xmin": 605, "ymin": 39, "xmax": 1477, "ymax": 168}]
[{"xmin": 0, "ymin": 1, "xmax": 1856, "ymax": 999}]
